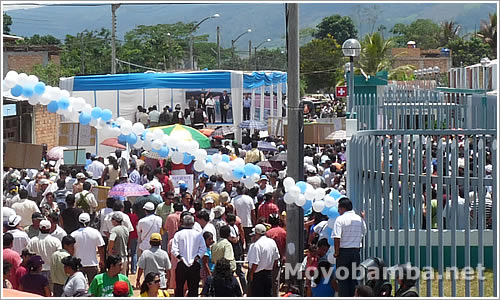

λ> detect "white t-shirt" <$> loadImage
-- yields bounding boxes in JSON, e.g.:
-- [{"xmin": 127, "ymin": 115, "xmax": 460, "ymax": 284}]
[
  {"xmin": 7, "ymin": 229, "xmax": 30, "ymax": 255},
  {"xmin": 11, "ymin": 199, "xmax": 40, "ymax": 227},
  {"xmin": 51, "ymin": 225, "xmax": 68, "ymax": 241},
  {"xmin": 202, "ymin": 222, "xmax": 217, "ymax": 240},
  {"xmin": 137, "ymin": 214, "xmax": 163, "ymax": 251},
  {"xmin": 87, "ymin": 160, "xmax": 105, "ymax": 180},
  {"xmin": 98, "ymin": 207, "xmax": 113, "ymax": 235},
  {"xmin": 233, "ymin": 194, "xmax": 256, "ymax": 227},
  {"xmin": 247, "ymin": 235, "xmax": 280, "ymax": 273},
  {"xmin": 257, "ymin": 185, "xmax": 274, "ymax": 196},
  {"xmin": 74, "ymin": 190, "xmax": 98, "ymax": 214},
  {"xmin": 27, "ymin": 233, "xmax": 62, "ymax": 271},
  {"xmin": 193, "ymin": 222, "xmax": 203, "ymax": 233},
  {"xmin": 71, "ymin": 227, "xmax": 105, "ymax": 267},
  {"xmin": 314, "ymin": 220, "xmax": 329, "ymax": 241},
  {"xmin": 149, "ymin": 178, "xmax": 163, "ymax": 195},
  {"xmin": 332, "ymin": 210, "xmax": 366, "ymax": 248},
  {"xmin": 149, "ymin": 110, "xmax": 161, "ymax": 122},
  {"xmin": 102, "ymin": 211, "xmax": 134, "ymax": 235}
]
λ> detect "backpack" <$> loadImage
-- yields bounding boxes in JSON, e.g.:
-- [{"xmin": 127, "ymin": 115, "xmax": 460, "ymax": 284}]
[
  {"xmin": 76, "ymin": 192, "xmax": 91, "ymax": 213},
  {"xmin": 54, "ymin": 189, "xmax": 68, "ymax": 212}
]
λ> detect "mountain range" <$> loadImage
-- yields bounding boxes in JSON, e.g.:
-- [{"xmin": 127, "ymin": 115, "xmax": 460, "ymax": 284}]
[{"xmin": 4, "ymin": 2, "xmax": 497, "ymax": 50}]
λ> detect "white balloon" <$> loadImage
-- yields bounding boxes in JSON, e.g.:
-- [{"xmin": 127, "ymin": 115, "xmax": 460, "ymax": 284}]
[
  {"xmin": 94, "ymin": 118, "xmax": 105, "ymax": 130},
  {"xmin": 204, "ymin": 162, "xmax": 216, "ymax": 176},
  {"xmin": 70, "ymin": 112, "xmax": 80, "ymax": 123},
  {"xmin": 89, "ymin": 118, "xmax": 98, "ymax": 127},
  {"xmin": 315, "ymin": 188, "xmax": 326, "ymax": 201},
  {"xmin": 212, "ymin": 153, "xmax": 222, "ymax": 165},
  {"xmin": 187, "ymin": 140, "xmax": 199, "ymax": 153},
  {"xmin": 194, "ymin": 149, "xmax": 207, "ymax": 161},
  {"xmin": 304, "ymin": 187, "xmax": 316, "ymax": 201},
  {"xmin": 312, "ymin": 200, "xmax": 325, "ymax": 213},
  {"xmin": 152, "ymin": 139, "xmax": 163, "ymax": 150},
  {"xmin": 153, "ymin": 129, "xmax": 164, "ymax": 140},
  {"xmin": 172, "ymin": 151, "xmax": 184, "ymax": 164},
  {"xmin": 39, "ymin": 94, "xmax": 51, "ymax": 105},
  {"xmin": 145, "ymin": 131, "xmax": 155, "ymax": 142},
  {"xmin": 115, "ymin": 117, "xmax": 126, "ymax": 126},
  {"xmin": 4, "ymin": 77, "xmax": 17, "ymax": 89},
  {"xmin": 289, "ymin": 186, "xmax": 301, "ymax": 198},
  {"xmin": 133, "ymin": 139, "xmax": 144, "ymax": 149},
  {"xmin": 161, "ymin": 134, "xmax": 170, "ymax": 145},
  {"xmin": 4, "ymin": 71, "xmax": 19, "ymax": 87},
  {"xmin": 194, "ymin": 160, "xmax": 206, "ymax": 172},
  {"xmin": 50, "ymin": 87, "xmax": 62, "ymax": 100},
  {"xmin": 17, "ymin": 73, "xmax": 29, "ymax": 86},
  {"xmin": 217, "ymin": 162, "xmax": 229, "ymax": 174},
  {"xmin": 251, "ymin": 173, "xmax": 260, "ymax": 182},
  {"xmin": 283, "ymin": 177, "xmax": 296, "ymax": 192},
  {"xmin": 27, "ymin": 75, "xmax": 39, "ymax": 86},
  {"xmin": 60, "ymin": 89, "xmax": 70, "ymax": 99},
  {"xmin": 305, "ymin": 183, "xmax": 314, "ymax": 191},
  {"xmin": 27, "ymin": 95, "xmax": 40, "ymax": 105},
  {"xmin": 169, "ymin": 136, "xmax": 179, "ymax": 149},
  {"xmin": 73, "ymin": 97, "xmax": 86, "ymax": 111},
  {"xmin": 234, "ymin": 157, "xmax": 245, "ymax": 167},
  {"xmin": 143, "ymin": 139, "xmax": 153, "ymax": 151},
  {"xmin": 324, "ymin": 195, "xmax": 335, "ymax": 207},
  {"xmin": 244, "ymin": 178, "xmax": 254, "ymax": 189},
  {"xmin": 83, "ymin": 104, "xmax": 92, "ymax": 114},
  {"xmin": 295, "ymin": 194, "xmax": 306, "ymax": 206},
  {"xmin": 222, "ymin": 170, "xmax": 233, "ymax": 182},
  {"xmin": 120, "ymin": 122, "xmax": 133, "ymax": 135},
  {"xmin": 178, "ymin": 141, "xmax": 190, "ymax": 153},
  {"xmin": 110, "ymin": 127, "xmax": 121, "ymax": 137},
  {"xmin": 327, "ymin": 218, "xmax": 336, "ymax": 228},
  {"xmin": 332, "ymin": 199, "xmax": 339, "ymax": 208},
  {"xmin": 284, "ymin": 192, "xmax": 297, "ymax": 204}
]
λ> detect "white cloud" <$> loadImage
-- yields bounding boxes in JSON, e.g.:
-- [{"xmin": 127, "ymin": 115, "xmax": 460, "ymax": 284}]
[{"xmin": 3, "ymin": 4, "xmax": 46, "ymax": 11}]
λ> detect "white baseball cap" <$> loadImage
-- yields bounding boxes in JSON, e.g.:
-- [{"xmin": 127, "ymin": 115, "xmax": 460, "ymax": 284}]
[
  {"xmin": 7, "ymin": 215, "xmax": 22, "ymax": 227},
  {"xmin": 40, "ymin": 219, "xmax": 52, "ymax": 230},
  {"xmin": 143, "ymin": 202, "xmax": 155, "ymax": 211},
  {"xmin": 79, "ymin": 213, "xmax": 91, "ymax": 223}
]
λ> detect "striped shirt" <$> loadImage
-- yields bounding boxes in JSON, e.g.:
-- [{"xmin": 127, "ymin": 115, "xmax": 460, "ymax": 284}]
[{"xmin": 332, "ymin": 210, "xmax": 366, "ymax": 248}]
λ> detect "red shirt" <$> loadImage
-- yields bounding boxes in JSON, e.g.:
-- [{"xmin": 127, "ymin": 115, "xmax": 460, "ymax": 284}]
[
  {"xmin": 14, "ymin": 265, "xmax": 27, "ymax": 290},
  {"xmin": 266, "ymin": 226, "xmax": 287, "ymax": 258},
  {"xmin": 161, "ymin": 176, "xmax": 173, "ymax": 193},
  {"xmin": 258, "ymin": 202, "xmax": 279, "ymax": 221},
  {"xmin": 127, "ymin": 213, "xmax": 139, "ymax": 240},
  {"xmin": 3, "ymin": 248, "xmax": 21, "ymax": 287}
]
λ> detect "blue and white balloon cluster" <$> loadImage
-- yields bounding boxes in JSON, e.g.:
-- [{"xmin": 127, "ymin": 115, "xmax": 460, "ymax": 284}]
[
  {"xmin": 282, "ymin": 176, "xmax": 343, "ymax": 218},
  {"xmin": 194, "ymin": 154, "xmax": 263, "ymax": 187}
]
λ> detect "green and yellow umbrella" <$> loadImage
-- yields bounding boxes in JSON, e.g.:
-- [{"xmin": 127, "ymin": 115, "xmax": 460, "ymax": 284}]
[{"xmin": 149, "ymin": 124, "xmax": 211, "ymax": 149}]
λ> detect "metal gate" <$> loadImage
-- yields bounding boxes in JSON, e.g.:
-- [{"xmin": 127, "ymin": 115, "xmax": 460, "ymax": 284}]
[{"xmin": 348, "ymin": 129, "xmax": 497, "ymax": 297}]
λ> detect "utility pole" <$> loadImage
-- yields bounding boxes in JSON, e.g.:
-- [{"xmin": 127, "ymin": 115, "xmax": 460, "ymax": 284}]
[
  {"xmin": 248, "ymin": 40, "xmax": 252, "ymax": 70},
  {"xmin": 111, "ymin": 4, "xmax": 120, "ymax": 74},
  {"xmin": 285, "ymin": 3, "xmax": 304, "ymax": 295},
  {"xmin": 217, "ymin": 26, "xmax": 221, "ymax": 69},
  {"xmin": 80, "ymin": 34, "xmax": 85, "ymax": 74}
]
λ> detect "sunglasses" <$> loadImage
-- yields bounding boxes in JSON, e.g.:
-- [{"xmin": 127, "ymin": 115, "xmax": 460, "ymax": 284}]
[{"xmin": 152, "ymin": 279, "xmax": 161, "ymax": 284}]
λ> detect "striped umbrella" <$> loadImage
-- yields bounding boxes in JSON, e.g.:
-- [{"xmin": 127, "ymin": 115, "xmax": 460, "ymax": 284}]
[
  {"xmin": 108, "ymin": 183, "xmax": 150, "ymax": 197},
  {"xmin": 149, "ymin": 124, "xmax": 211, "ymax": 149}
]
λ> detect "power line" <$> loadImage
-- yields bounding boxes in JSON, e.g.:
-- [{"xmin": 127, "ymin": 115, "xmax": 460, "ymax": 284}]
[{"xmin": 115, "ymin": 58, "xmax": 162, "ymax": 72}]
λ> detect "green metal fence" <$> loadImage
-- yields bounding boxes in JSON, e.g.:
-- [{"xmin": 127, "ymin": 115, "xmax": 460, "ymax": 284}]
[{"xmin": 348, "ymin": 129, "xmax": 496, "ymax": 297}]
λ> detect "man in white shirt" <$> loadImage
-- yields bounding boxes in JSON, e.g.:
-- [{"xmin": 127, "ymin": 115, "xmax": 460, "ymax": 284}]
[
  {"xmin": 71, "ymin": 213, "xmax": 105, "ymax": 284},
  {"xmin": 102, "ymin": 200, "xmax": 134, "ymax": 238},
  {"xmin": 11, "ymin": 189, "xmax": 40, "ymax": 227},
  {"xmin": 332, "ymin": 197, "xmax": 367, "ymax": 297},
  {"xmin": 48, "ymin": 212, "xmax": 68, "ymax": 241},
  {"xmin": 205, "ymin": 95, "xmax": 216, "ymax": 123},
  {"xmin": 247, "ymin": 223, "xmax": 280, "ymax": 297},
  {"xmin": 148, "ymin": 105, "xmax": 161, "ymax": 127},
  {"xmin": 257, "ymin": 175, "xmax": 274, "ymax": 196},
  {"xmin": 74, "ymin": 182, "xmax": 98, "ymax": 214},
  {"xmin": 87, "ymin": 155, "xmax": 105, "ymax": 181},
  {"xmin": 6, "ymin": 215, "xmax": 30, "ymax": 254},
  {"xmin": 232, "ymin": 183, "xmax": 256, "ymax": 252},
  {"xmin": 195, "ymin": 209, "xmax": 217, "ymax": 238},
  {"xmin": 171, "ymin": 214, "xmax": 206, "ymax": 297},
  {"xmin": 149, "ymin": 169, "xmax": 164, "ymax": 195},
  {"xmin": 27, "ymin": 219, "xmax": 62, "ymax": 279},
  {"xmin": 137, "ymin": 202, "xmax": 163, "ymax": 256}
]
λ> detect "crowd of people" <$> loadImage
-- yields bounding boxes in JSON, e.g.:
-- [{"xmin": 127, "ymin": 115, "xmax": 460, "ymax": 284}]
[{"xmin": 2, "ymin": 122, "xmax": 493, "ymax": 297}]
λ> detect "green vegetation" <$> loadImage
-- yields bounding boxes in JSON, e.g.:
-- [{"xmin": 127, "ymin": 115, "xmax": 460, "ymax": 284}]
[{"xmin": 3, "ymin": 13, "xmax": 12, "ymax": 34}]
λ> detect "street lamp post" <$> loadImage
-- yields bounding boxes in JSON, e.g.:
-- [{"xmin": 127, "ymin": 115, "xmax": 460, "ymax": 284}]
[
  {"xmin": 433, "ymin": 66, "xmax": 440, "ymax": 88},
  {"xmin": 342, "ymin": 38, "xmax": 361, "ymax": 113},
  {"xmin": 231, "ymin": 28, "xmax": 252, "ymax": 65},
  {"xmin": 480, "ymin": 57, "xmax": 490, "ymax": 128},
  {"xmin": 189, "ymin": 13, "xmax": 219, "ymax": 70},
  {"xmin": 254, "ymin": 38, "xmax": 271, "ymax": 70}
]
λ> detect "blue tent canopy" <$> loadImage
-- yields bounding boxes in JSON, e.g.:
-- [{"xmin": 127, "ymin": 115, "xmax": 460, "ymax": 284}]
[{"xmin": 70, "ymin": 71, "xmax": 287, "ymax": 92}]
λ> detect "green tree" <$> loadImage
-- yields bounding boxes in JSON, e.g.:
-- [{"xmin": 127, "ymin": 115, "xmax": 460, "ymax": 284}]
[
  {"xmin": 313, "ymin": 15, "xmax": 357, "ymax": 45},
  {"xmin": 390, "ymin": 19, "xmax": 441, "ymax": 49},
  {"xmin": 438, "ymin": 20, "xmax": 461, "ymax": 47},
  {"xmin": 3, "ymin": 13, "xmax": 12, "ymax": 34},
  {"xmin": 477, "ymin": 13, "xmax": 497, "ymax": 58},
  {"xmin": 29, "ymin": 62, "xmax": 72, "ymax": 86},
  {"xmin": 253, "ymin": 48, "xmax": 287, "ymax": 71},
  {"xmin": 447, "ymin": 36, "xmax": 492, "ymax": 67},
  {"xmin": 300, "ymin": 35, "xmax": 343, "ymax": 93},
  {"xmin": 17, "ymin": 34, "xmax": 62, "ymax": 45},
  {"xmin": 61, "ymin": 28, "xmax": 112, "ymax": 75},
  {"xmin": 120, "ymin": 22, "xmax": 192, "ymax": 72},
  {"xmin": 358, "ymin": 32, "xmax": 394, "ymax": 75}
]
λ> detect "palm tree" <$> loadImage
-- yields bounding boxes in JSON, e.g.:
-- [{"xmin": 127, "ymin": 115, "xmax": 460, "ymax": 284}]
[
  {"xmin": 440, "ymin": 20, "xmax": 461, "ymax": 46},
  {"xmin": 358, "ymin": 32, "xmax": 394, "ymax": 75},
  {"xmin": 477, "ymin": 13, "xmax": 497, "ymax": 57}
]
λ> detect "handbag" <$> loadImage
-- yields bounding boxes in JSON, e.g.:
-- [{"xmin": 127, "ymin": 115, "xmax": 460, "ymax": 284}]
[{"xmin": 224, "ymin": 104, "xmax": 230, "ymax": 110}]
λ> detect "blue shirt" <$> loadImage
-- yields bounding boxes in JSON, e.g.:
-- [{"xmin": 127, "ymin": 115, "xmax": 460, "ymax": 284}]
[
  {"xmin": 312, "ymin": 265, "xmax": 336, "ymax": 297},
  {"xmin": 205, "ymin": 248, "xmax": 215, "ymax": 271},
  {"xmin": 243, "ymin": 97, "xmax": 252, "ymax": 108},
  {"xmin": 129, "ymin": 169, "xmax": 141, "ymax": 185}
]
